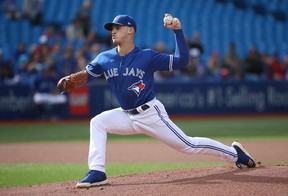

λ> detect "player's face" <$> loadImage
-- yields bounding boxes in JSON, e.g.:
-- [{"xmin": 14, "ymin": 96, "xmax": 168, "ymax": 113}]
[{"xmin": 111, "ymin": 25, "xmax": 132, "ymax": 45}]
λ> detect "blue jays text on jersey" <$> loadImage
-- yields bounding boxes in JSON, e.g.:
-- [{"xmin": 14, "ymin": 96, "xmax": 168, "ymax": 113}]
[
  {"xmin": 86, "ymin": 29, "xmax": 189, "ymax": 110},
  {"xmin": 103, "ymin": 67, "xmax": 145, "ymax": 80}
]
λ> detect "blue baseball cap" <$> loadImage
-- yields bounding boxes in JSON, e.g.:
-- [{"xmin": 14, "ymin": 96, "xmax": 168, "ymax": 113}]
[{"xmin": 104, "ymin": 15, "xmax": 137, "ymax": 32}]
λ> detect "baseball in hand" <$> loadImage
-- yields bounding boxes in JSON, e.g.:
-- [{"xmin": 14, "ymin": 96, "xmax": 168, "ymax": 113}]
[{"xmin": 164, "ymin": 15, "xmax": 173, "ymax": 25}]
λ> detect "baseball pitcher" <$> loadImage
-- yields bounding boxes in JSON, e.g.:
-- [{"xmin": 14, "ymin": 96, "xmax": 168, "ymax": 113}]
[{"xmin": 57, "ymin": 14, "xmax": 256, "ymax": 188}]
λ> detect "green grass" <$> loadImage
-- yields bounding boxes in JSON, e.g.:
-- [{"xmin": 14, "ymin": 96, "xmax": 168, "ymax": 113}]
[
  {"xmin": 0, "ymin": 162, "xmax": 232, "ymax": 188},
  {"xmin": 178, "ymin": 117, "xmax": 288, "ymax": 141},
  {"xmin": 0, "ymin": 163, "xmax": 86, "ymax": 188},
  {"xmin": 1, "ymin": 161, "xmax": 288, "ymax": 188},
  {"xmin": 0, "ymin": 123, "xmax": 91, "ymax": 143},
  {"xmin": 0, "ymin": 117, "xmax": 287, "ymax": 188},
  {"xmin": 0, "ymin": 117, "xmax": 287, "ymax": 143}
]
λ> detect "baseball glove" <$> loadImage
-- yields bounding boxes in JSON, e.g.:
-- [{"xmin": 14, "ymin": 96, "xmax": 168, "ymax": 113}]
[{"xmin": 57, "ymin": 70, "xmax": 88, "ymax": 93}]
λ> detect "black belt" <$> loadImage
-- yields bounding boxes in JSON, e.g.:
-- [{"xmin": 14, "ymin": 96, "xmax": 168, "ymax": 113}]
[{"xmin": 126, "ymin": 104, "xmax": 150, "ymax": 115}]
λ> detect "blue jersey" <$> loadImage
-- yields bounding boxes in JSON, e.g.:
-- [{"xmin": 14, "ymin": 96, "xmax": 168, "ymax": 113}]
[{"xmin": 86, "ymin": 29, "xmax": 188, "ymax": 110}]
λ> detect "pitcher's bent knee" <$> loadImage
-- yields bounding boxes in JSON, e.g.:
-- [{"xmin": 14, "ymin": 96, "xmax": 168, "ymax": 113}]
[{"xmin": 90, "ymin": 114, "xmax": 108, "ymax": 132}]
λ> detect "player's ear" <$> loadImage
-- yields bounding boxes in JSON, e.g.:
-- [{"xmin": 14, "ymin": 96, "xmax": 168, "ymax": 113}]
[{"xmin": 127, "ymin": 27, "xmax": 134, "ymax": 34}]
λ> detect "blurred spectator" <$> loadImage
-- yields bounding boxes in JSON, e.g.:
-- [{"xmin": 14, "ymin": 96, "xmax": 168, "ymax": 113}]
[
  {"xmin": 57, "ymin": 44, "xmax": 77, "ymax": 77},
  {"xmin": 269, "ymin": 52, "xmax": 286, "ymax": 80},
  {"xmin": 26, "ymin": 49, "xmax": 43, "ymax": 74},
  {"xmin": 207, "ymin": 51, "xmax": 221, "ymax": 80},
  {"xmin": 182, "ymin": 32, "xmax": 209, "ymax": 80},
  {"xmin": 50, "ymin": 42, "xmax": 62, "ymax": 62},
  {"xmin": 181, "ymin": 49, "xmax": 209, "ymax": 80},
  {"xmin": 223, "ymin": 42, "xmax": 243, "ymax": 80},
  {"xmin": 84, "ymin": 31, "xmax": 97, "ymax": 46},
  {"xmin": 195, "ymin": 60, "xmax": 210, "ymax": 79},
  {"xmin": 14, "ymin": 53, "xmax": 36, "ymax": 85},
  {"xmin": 0, "ymin": 50, "xmax": 5, "ymax": 80},
  {"xmin": 181, "ymin": 49, "xmax": 199, "ymax": 77},
  {"xmin": 261, "ymin": 52, "xmax": 273, "ymax": 80},
  {"xmin": 41, "ymin": 25, "xmax": 63, "ymax": 45},
  {"xmin": 1, "ymin": 1, "xmax": 287, "ymax": 86},
  {"xmin": 0, "ymin": 49, "xmax": 17, "ymax": 85},
  {"xmin": 13, "ymin": 42, "xmax": 27, "ymax": 62},
  {"xmin": 98, "ymin": 31, "xmax": 114, "ymax": 49},
  {"xmin": 84, "ymin": 31, "xmax": 111, "ymax": 49},
  {"xmin": 0, "ymin": 49, "xmax": 5, "ymax": 68},
  {"xmin": 66, "ymin": 18, "xmax": 85, "ymax": 41},
  {"xmin": 75, "ymin": 0, "xmax": 92, "ymax": 36},
  {"xmin": 89, "ymin": 43, "xmax": 102, "ymax": 60},
  {"xmin": 75, "ymin": 43, "xmax": 91, "ymax": 61},
  {"xmin": 284, "ymin": 55, "xmax": 288, "ymax": 80},
  {"xmin": 244, "ymin": 44, "xmax": 263, "ymax": 80},
  {"xmin": 11, "ymin": 42, "xmax": 28, "ymax": 77},
  {"xmin": 35, "ymin": 35, "xmax": 54, "ymax": 63},
  {"xmin": 42, "ymin": 55, "xmax": 57, "ymax": 72},
  {"xmin": 22, "ymin": 0, "xmax": 44, "ymax": 25},
  {"xmin": 33, "ymin": 66, "xmax": 67, "ymax": 120},
  {"xmin": 0, "ymin": 60, "xmax": 16, "ymax": 85},
  {"xmin": 76, "ymin": 55, "xmax": 88, "ymax": 71},
  {"xmin": 188, "ymin": 31, "xmax": 204, "ymax": 58},
  {"xmin": 1, "ymin": 0, "xmax": 21, "ymax": 20}
]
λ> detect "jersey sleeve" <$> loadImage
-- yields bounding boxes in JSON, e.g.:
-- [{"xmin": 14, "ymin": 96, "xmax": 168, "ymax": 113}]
[
  {"xmin": 150, "ymin": 50, "xmax": 172, "ymax": 71},
  {"xmin": 85, "ymin": 54, "xmax": 103, "ymax": 78},
  {"xmin": 172, "ymin": 29, "xmax": 189, "ymax": 69},
  {"xmin": 151, "ymin": 29, "xmax": 189, "ymax": 72}
]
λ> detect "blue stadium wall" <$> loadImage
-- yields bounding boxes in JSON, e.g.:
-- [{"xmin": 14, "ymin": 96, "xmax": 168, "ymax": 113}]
[{"xmin": 1, "ymin": 81, "xmax": 288, "ymax": 120}]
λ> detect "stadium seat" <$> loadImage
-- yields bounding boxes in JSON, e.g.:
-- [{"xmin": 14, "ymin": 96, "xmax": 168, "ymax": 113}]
[{"xmin": 0, "ymin": 0, "xmax": 287, "ymax": 62}]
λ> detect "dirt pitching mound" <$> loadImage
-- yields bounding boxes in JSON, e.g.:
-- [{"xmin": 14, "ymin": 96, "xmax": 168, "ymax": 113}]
[
  {"xmin": 1, "ymin": 141, "xmax": 288, "ymax": 195},
  {"xmin": 1, "ymin": 165, "xmax": 287, "ymax": 196}
]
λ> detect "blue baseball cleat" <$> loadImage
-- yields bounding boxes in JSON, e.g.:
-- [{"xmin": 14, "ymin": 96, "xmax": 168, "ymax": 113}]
[
  {"xmin": 76, "ymin": 170, "xmax": 108, "ymax": 188},
  {"xmin": 232, "ymin": 142, "xmax": 256, "ymax": 168}
]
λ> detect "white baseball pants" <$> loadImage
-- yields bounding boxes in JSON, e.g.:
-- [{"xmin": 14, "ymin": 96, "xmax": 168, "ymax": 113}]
[{"xmin": 88, "ymin": 98, "xmax": 238, "ymax": 172}]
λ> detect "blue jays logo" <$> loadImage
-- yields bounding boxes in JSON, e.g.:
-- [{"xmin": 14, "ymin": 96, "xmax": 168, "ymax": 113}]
[{"xmin": 128, "ymin": 80, "xmax": 145, "ymax": 97}]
